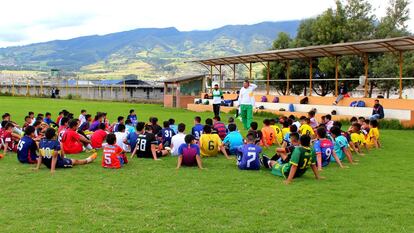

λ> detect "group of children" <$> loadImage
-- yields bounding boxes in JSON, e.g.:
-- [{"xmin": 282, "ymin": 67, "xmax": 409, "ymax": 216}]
[{"xmin": 0, "ymin": 108, "xmax": 381, "ymax": 183}]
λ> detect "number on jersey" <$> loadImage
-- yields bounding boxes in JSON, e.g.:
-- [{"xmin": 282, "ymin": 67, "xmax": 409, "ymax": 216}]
[{"xmin": 136, "ymin": 138, "xmax": 147, "ymax": 151}]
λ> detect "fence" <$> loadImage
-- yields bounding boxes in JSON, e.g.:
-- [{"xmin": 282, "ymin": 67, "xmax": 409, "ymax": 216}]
[
  {"xmin": 215, "ymin": 77, "xmax": 414, "ymax": 99},
  {"xmin": 0, "ymin": 80, "xmax": 164, "ymax": 103}
]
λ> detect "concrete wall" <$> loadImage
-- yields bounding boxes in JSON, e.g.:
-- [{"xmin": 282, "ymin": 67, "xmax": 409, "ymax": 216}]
[{"xmin": 0, "ymin": 84, "xmax": 164, "ymax": 103}]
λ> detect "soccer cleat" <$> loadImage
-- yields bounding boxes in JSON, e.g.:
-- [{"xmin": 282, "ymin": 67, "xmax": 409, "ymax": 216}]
[
  {"xmin": 262, "ymin": 155, "xmax": 270, "ymax": 169},
  {"xmin": 0, "ymin": 153, "xmax": 4, "ymax": 159},
  {"xmin": 86, "ymin": 148, "xmax": 96, "ymax": 153},
  {"xmin": 87, "ymin": 153, "xmax": 98, "ymax": 162}
]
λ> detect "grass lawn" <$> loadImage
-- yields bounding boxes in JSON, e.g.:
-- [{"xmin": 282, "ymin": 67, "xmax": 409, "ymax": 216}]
[{"xmin": 0, "ymin": 96, "xmax": 413, "ymax": 233}]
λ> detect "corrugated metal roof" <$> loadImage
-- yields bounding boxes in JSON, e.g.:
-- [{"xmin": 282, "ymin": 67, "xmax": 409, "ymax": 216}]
[
  {"xmin": 189, "ymin": 36, "xmax": 414, "ymax": 66},
  {"xmin": 164, "ymin": 74, "xmax": 205, "ymax": 83}
]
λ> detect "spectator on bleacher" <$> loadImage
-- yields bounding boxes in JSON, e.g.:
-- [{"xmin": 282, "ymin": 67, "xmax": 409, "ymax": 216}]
[
  {"xmin": 333, "ymin": 82, "xmax": 349, "ymax": 105},
  {"xmin": 369, "ymin": 99, "xmax": 384, "ymax": 121}
]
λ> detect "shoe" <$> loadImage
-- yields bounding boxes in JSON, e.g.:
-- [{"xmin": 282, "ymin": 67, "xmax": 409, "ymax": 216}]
[
  {"xmin": 86, "ymin": 149, "xmax": 96, "ymax": 153},
  {"xmin": 88, "ymin": 153, "xmax": 98, "ymax": 161},
  {"xmin": 262, "ymin": 154, "xmax": 270, "ymax": 169},
  {"xmin": 164, "ymin": 147, "xmax": 172, "ymax": 152}
]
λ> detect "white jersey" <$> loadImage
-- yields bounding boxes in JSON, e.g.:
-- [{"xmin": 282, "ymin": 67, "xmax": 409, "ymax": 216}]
[
  {"xmin": 238, "ymin": 84, "xmax": 257, "ymax": 105},
  {"xmin": 171, "ymin": 133, "xmax": 186, "ymax": 156},
  {"xmin": 115, "ymin": 132, "xmax": 129, "ymax": 152}
]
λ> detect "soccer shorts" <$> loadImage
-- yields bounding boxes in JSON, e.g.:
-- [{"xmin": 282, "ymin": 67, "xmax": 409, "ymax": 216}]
[
  {"xmin": 156, "ymin": 151, "xmax": 163, "ymax": 158},
  {"xmin": 271, "ymin": 163, "xmax": 289, "ymax": 178},
  {"xmin": 56, "ymin": 158, "xmax": 73, "ymax": 168}
]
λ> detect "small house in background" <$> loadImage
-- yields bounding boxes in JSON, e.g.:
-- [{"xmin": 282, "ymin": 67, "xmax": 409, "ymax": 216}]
[{"xmin": 164, "ymin": 74, "xmax": 206, "ymax": 108}]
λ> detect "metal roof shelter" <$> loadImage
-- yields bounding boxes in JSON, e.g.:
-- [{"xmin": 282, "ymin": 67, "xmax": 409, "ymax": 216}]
[{"xmin": 190, "ymin": 36, "xmax": 414, "ymax": 98}]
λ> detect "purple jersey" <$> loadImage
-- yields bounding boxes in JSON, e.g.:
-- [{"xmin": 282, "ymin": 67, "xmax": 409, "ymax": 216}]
[
  {"xmin": 313, "ymin": 138, "xmax": 333, "ymax": 167},
  {"xmin": 237, "ymin": 144, "xmax": 262, "ymax": 170},
  {"xmin": 192, "ymin": 124, "xmax": 204, "ymax": 140},
  {"xmin": 178, "ymin": 143, "xmax": 200, "ymax": 166},
  {"xmin": 158, "ymin": 128, "xmax": 175, "ymax": 147}
]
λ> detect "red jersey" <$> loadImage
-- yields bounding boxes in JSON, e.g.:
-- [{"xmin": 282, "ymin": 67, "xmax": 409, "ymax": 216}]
[
  {"xmin": 61, "ymin": 128, "xmax": 83, "ymax": 154},
  {"xmin": 102, "ymin": 144, "xmax": 125, "ymax": 169},
  {"xmin": 56, "ymin": 116, "xmax": 63, "ymax": 126},
  {"xmin": 91, "ymin": 129, "xmax": 107, "ymax": 149},
  {"xmin": 58, "ymin": 126, "xmax": 67, "ymax": 142}
]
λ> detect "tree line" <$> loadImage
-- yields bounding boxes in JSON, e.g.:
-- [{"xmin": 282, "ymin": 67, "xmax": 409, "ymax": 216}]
[{"xmin": 263, "ymin": 0, "xmax": 413, "ymax": 98}]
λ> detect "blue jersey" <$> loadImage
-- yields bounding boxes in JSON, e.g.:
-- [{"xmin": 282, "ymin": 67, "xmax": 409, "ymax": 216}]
[
  {"xmin": 127, "ymin": 115, "xmax": 138, "ymax": 126},
  {"xmin": 237, "ymin": 144, "xmax": 262, "ymax": 170},
  {"xmin": 223, "ymin": 131, "xmax": 243, "ymax": 154},
  {"xmin": 169, "ymin": 124, "xmax": 178, "ymax": 134},
  {"xmin": 17, "ymin": 136, "xmax": 38, "ymax": 164},
  {"xmin": 192, "ymin": 124, "xmax": 204, "ymax": 140},
  {"xmin": 158, "ymin": 128, "xmax": 175, "ymax": 147},
  {"xmin": 283, "ymin": 132, "xmax": 291, "ymax": 146},
  {"xmin": 39, "ymin": 139, "xmax": 62, "ymax": 168},
  {"xmin": 313, "ymin": 138, "xmax": 333, "ymax": 167},
  {"xmin": 126, "ymin": 132, "xmax": 139, "ymax": 152}
]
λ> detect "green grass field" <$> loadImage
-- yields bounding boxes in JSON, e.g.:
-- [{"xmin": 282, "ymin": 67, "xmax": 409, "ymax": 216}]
[{"xmin": 0, "ymin": 96, "xmax": 413, "ymax": 233}]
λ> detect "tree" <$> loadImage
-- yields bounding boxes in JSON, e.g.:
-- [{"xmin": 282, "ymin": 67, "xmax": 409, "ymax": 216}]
[
  {"xmin": 262, "ymin": 32, "xmax": 293, "ymax": 95},
  {"xmin": 373, "ymin": 0, "xmax": 413, "ymax": 97}
]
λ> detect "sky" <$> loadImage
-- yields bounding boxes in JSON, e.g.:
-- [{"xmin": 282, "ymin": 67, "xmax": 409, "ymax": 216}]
[{"xmin": 0, "ymin": 0, "xmax": 413, "ymax": 48}]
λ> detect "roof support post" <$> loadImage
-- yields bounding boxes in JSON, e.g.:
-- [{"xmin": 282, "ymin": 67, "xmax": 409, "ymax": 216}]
[
  {"xmin": 233, "ymin": 64, "xmax": 236, "ymax": 81},
  {"xmin": 210, "ymin": 65, "xmax": 213, "ymax": 93},
  {"xmin": 363, "ymin": 53, "xmax": 369, "ymax": 98},
  {"xmin": 286, "ymin": 60, "xmax": 291, "ymax": 95},
  {"xmin": 266, "ymin": 61, "xmax": 270, "ymax": 95},
  {"xmin": 219, "ymin": 64, "xmax": 222, "ymax": 88},
  {"xmin": 335, "ymin": 56, "xmax": 339, "ymax": 97},
  {"xmin": 309, "ymin": 59, "xmax": 312, "ymax": 96},
  {"xmin": 249, "ymin": 63, "xmax": 252, "ymax": 80},
  {"xmin": 399, "ymin": 51, "xmax": 403, "ymax": 99}
]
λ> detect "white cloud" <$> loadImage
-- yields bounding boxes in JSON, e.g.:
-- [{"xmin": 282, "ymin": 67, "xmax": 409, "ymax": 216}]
[{"xmin": 0, "ymin": 0, "xmax": 412, "ymax": 47}]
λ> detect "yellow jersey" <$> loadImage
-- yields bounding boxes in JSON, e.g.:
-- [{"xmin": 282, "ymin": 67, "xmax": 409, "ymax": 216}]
[
  {"xmin": 270, "ymin": 125, "xmax": 283, "ymax": 144},
  {"xmin": 351, "ymin": 132, "xmax": 366, "ymax": 145},
  {"xmin": 199, "ymin": 133, "xmax": 222, "ymax": 157},
  {"xmin": 366, "ymin": 127, "xmax": 380, "ymax": 147},
  {"xmin": 282, "ymin": 127, "xmax": 290, "ymax": 138},
  {"xmin": 299, "ymin": 124, "xmax": 315, "ymax": 136}
]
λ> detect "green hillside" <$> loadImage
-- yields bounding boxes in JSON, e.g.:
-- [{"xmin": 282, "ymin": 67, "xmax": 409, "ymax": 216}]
[{"xmin": 0, "ymin": 21, "xmax": 300, "ymax": 79}]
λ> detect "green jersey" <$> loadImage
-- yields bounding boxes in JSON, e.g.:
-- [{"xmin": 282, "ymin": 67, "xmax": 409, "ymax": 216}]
[
  {"xmin": 212, "ymin": 89, "xmax": 223, "ymax": 104},
  {"xmin": 272, "ymin": 146, "xmax": 315, "ymax": 178}
]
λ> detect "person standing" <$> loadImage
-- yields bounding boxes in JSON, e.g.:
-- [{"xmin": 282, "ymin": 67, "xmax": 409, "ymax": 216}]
[
  {"xmin": 212, "ymin": 84, "xmax": 223, "ymax": 117},
  {"xmin": 238, "ymin": 80, "xmax": 257, "ymax": 130},
  {"xmin": 333, "ymin": 82, "xmax": 349, "ymax": 105},
  {"xmin": 370, "ymin": 99, "xmax": 384, "ymax": 120}
]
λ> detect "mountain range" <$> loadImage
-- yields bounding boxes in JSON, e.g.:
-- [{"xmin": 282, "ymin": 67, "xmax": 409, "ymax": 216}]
[{"xmin": 0, "ymin": 20, "xmax": 300, "ymax": 79}]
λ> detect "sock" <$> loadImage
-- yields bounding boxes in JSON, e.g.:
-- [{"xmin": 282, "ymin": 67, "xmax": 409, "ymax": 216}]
[{"xmin": 86, "ymin": 157, "xmax": 92, "ymax": 163}]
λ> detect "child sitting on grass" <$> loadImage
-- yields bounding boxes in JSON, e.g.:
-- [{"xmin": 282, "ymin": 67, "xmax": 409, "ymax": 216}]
[
  {"xmin": 36, "ymin": 128, "xmax": 97, "ymax": 173},
  {"xmin": 223, "ymin": 123, "xmax": 243, "ymax": 155},
  {"xmin": 330, "ymin": 126, "xmax": 355, "ymax": 164},
  {"xmin": 262, "ymin": 134, "xmax": 323, "ymax": 184},
  {"xmin": 299, "ymin": 117, "xmax": 315, "ymax": 138},
  {"xmin": 261, "ymin": 119, "xmax": 275, "ymax": 148},
  {"xmin": 269, "ymin": 119, "xmax": 282, "ymax": 146},
  {"xmin": 366, "ymin": 120, "xmax": 380, "ymax": 149},
  {"xmin": 176, "ymin": 134, "xmax": 203, "ymax": 169},
  {"xmin": 236, "ymin": 133, "xmax": 262, "ymax": 170},
  {"xmin": 90, "ymin": 123, "xmax": 107, "ymax": 149},
  {"xmin": 199, "ymin": 125, "xmax": 230, "ymax": 159},
  {"xmin": 102, "ymin": 133, "xmax": 128, "ymax": 169},
  {"xmin": 248, "ymin": 122, "xmax": 263, "ymax": 145}
]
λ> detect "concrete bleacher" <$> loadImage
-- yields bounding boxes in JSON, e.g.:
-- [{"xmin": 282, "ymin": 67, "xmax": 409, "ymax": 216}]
[{"xmin": 187, "ymin": 94, "xmax": 414, "ymax": 127}]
